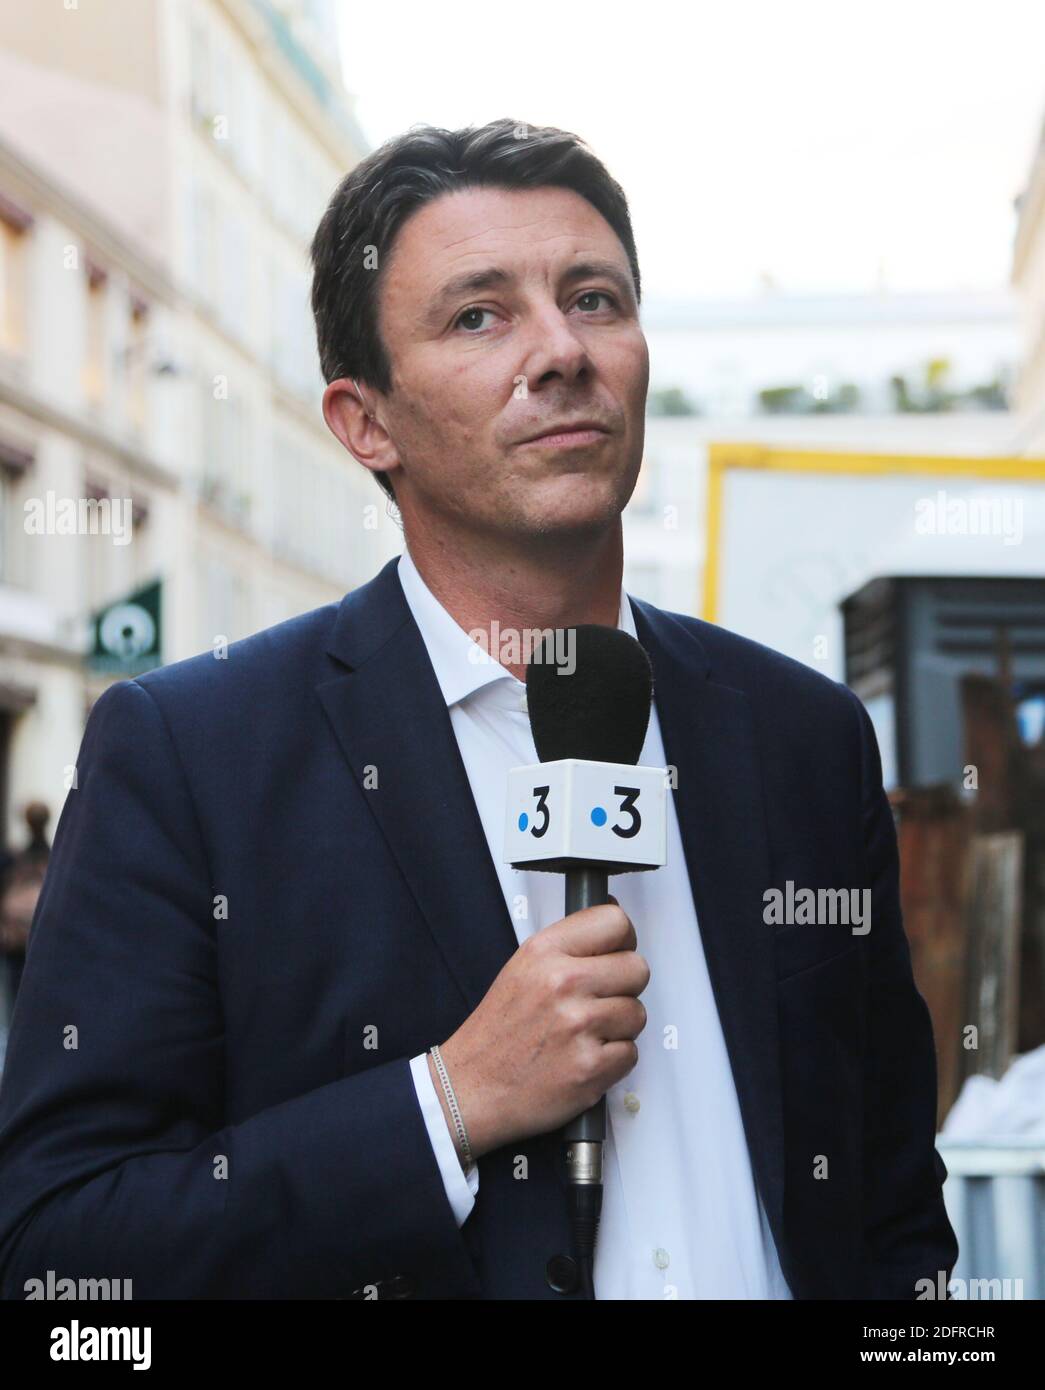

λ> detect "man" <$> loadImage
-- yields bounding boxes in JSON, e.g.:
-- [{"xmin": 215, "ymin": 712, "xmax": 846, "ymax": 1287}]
[{"xmin": 0, "ymin": 119, "xmax": 957, "ymax": 1300}]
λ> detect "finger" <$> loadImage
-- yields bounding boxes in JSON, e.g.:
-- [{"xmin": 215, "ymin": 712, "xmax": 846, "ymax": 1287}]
[
  {"xmin": 589, "ymin": 995, "xmax": 648, "ymax": 1042},
  {"xmin": 551, "ymin": 903, "xmax": 635, "ymax": 956},
  {"xmin": 577, "ymin": 950, "xmax": 650, "ymax": 999}
]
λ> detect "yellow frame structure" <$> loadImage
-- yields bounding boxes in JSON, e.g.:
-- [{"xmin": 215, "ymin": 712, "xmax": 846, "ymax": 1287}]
[{"xmin": 702, "ymin": 443, "xmax": 1045, "ymax": 623}]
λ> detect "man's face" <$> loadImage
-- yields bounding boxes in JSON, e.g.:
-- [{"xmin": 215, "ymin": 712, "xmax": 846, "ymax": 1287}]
[{"xmin": 371, "ymin": 184, "xmax": 649, "ymax": 543}]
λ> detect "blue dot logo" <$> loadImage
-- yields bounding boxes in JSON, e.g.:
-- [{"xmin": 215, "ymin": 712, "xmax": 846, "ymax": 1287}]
[
  {"xmin": 518, "ymin": 811, "xmax": 529, "ymax": 831},
  {"xmin": 590, "ymin": 806, "xmax": 607, "ymax": 827}
]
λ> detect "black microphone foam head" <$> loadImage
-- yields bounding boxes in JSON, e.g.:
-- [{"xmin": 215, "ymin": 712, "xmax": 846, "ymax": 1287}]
[{"xmin": 526, "ymin": 625, "xmax": 653, "ymax": 765}]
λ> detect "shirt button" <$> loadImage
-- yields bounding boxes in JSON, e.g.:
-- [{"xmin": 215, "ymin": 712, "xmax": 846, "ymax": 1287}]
[
  {"xmin": 517, "ymin": 689, "xmax": 528, "ymax": 711},
  {"xmin": 653, "ymin": 1248, "xmax": 670, "ymax": 1270},
  {"xmin": 622, "ymin": 1091, "xmax": 640, "ymax": 1114}
]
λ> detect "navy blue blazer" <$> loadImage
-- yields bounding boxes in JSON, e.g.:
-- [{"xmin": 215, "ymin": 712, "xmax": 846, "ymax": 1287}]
[{"xmin": 0, "ymin": 556, "xmax": 958, "ymax": 1299}]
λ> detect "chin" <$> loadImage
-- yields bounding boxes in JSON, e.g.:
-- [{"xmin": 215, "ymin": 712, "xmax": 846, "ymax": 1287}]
[
  {"xmin": 524, "ymin": 468, "xmax": 627, "ymax": 526},
  {"xmin": 525, "ymin": 494, "xmax": 624, "ymax": 539}
]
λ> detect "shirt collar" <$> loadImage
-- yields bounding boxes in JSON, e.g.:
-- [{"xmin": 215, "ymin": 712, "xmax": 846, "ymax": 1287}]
[{"xmin": 396, "ymin": 545, "xmax": 635, "ymax": 710}]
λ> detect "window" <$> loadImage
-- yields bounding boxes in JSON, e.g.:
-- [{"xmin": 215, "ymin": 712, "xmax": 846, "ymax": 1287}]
[
  {"xmin": 0, "ymin": 197, "xmax": 32, "ymax": 358},
  {"xmin": 240, "ymin": 69, "xmax": 262, "ymax": 185},
  {"xmin": 83, "ymin": 477, "xmax": 120, "ymax": 615},
  {"xmin": 126, "ymin": 295, "xmax": 149, "ymax": 433},
  {"xmin": 0, "ymin": 439, "xmax": 34, "ymax": 587},
  {"xmin": 81, "ymin": 257, "xmax": 108, "ymax": 408},
  {"xmin": 189, "ymin": 185, "xmax": 216, "ymax": 299},
  {"xmin": 200, "ymin": 551, "xmax": 250, "ymax": 645},
  {"xmin": 199, "ymin": 379, "xmax": 251, "ymax": 530},
  {"xmin": 271, "ymin": 265, "xmax": 312, "ymax": 396},
  {"xmin": 0, "ymin": 224, "xmax": 27, "ymax": 357},
  {"xmin": 189, "ymin": 18, "xmax": 213, "ymax": 127},
  {"xmin": 218, "ymin": 213, "xmax": 247, "ymax": 335}
]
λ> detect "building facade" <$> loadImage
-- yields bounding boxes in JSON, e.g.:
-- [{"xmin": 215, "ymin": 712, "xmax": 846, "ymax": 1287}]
[
  {"xmin": 1012, "ymin": 110, "xmax": 1045, "ymax": 450},
  {"xmin": 0, "ymin": 0, "xmax": 400, "ymax": 854}
]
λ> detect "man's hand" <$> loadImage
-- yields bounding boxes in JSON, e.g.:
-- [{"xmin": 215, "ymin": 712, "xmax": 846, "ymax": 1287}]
[{"xmin": 429, "ymin": 896, "xmax": 649, "ymax": 1163}]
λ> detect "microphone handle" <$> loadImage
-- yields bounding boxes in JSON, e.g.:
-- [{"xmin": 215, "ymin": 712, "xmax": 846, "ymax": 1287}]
[
  {"xmin": 562, "ymin": 866, "xmax": 608, "ymax": 1299},
  {"xmin": 562, "ymin": 866, "xmax": 609, "ymax": 1148}
]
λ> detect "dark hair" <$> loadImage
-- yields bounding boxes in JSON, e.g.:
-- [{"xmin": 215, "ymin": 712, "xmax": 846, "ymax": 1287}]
[{"xmin": 309, "ymin": 118, "xmax": 642, "ymax": 501}]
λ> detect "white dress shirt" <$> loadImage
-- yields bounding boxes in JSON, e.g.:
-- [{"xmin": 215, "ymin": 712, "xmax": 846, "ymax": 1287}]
[{"xmin": 400, "ymin": 546, "xmax": 792, "ymax": 1300}]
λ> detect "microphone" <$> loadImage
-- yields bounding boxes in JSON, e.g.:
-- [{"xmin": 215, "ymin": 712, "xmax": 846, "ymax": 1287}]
[{"xmin": 503, "ymin": 625, "xmax": 667, "ymax": 1298}]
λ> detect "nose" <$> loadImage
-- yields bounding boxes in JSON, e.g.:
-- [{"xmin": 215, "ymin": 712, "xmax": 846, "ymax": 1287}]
[{"xmin": 518, "ymin": 299, "xmax": 594, "ymax": 390}]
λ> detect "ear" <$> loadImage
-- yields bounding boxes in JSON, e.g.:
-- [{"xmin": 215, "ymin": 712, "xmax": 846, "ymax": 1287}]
[{"xmin": 321, "ymin": 378, "xmax": 400, "ymax": 494}]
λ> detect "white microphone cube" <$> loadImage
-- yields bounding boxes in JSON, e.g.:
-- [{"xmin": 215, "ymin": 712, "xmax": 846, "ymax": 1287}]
[{"xmin": 504, "ymin": 758, "xmax": 668, "ymax": 873}]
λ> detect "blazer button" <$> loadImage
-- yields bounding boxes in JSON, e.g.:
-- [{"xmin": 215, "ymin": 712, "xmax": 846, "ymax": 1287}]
[
  {"xmin": 545, "ymin": 1255, "xmax": 580, "ymax": 1295},
  {"xmin": 385, "ymin": 1273, "xmax": 415, "ymax": 1299}
]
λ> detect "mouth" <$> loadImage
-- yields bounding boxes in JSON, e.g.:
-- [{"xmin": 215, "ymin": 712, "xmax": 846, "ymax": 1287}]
[{"xmin": 518, "ymin": 425, "xmax": 610, "ymax": 449}]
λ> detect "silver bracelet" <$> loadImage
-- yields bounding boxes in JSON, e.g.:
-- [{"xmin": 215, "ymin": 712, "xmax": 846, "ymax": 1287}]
[{"xmin": 429, "ymin": 1044, "xmax": 473, "ymax": 1169}]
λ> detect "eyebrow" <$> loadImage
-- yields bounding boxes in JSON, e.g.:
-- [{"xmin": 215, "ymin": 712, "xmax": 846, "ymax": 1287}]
[{"xmin": 423, "ymin": 258, "xmax": 636, "ymax": 329}]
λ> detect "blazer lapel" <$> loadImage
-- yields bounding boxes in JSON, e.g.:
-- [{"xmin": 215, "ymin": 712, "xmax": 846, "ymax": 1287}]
[
  {"xmin": 629, "ymin": 597, "xmax": 788, "ymax": 1263},
  {"xmin": 316, "ymin": 557, "xmax": 519, "ymax": 1014}
]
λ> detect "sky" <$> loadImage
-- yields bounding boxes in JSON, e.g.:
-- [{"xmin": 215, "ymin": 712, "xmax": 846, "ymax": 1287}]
[{"xmin": 338, "ymin": 0, "xmax": 1045, "ymax": 304}]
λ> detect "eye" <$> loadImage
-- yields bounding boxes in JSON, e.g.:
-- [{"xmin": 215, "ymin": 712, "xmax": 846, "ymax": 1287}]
[
  {"xmin": 573, "ymin": 291, "xmax": 616, "ymax": 313},
  {"xmin": 453, "ymin": 306, "xmax": 497, "ymax": 333}
]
